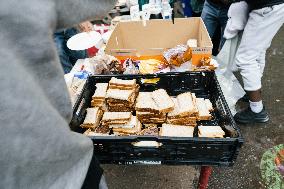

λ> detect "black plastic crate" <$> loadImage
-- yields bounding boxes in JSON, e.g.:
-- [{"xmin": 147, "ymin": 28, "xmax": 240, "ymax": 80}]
[{"xmin": 70, "ymin": 71, "xmax": 244, "ymax": 166}]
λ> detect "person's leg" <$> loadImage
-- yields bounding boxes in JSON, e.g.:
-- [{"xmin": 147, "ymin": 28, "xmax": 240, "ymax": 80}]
[
  {"xmin": 212, "ymin": 24, "xmax": 221, "ymax": 56},
  {"xmin": 257, "ymin": 50, "xmax": 267, "ymax": 77},
  {"xmin": 218, "ymin": 6, "xmax": 229, "ymax": 50},
  {"xmin": 234, "ymin": 4, "xmax": 284, "ymax": 123},
  {"xmin": 54, "ymin": 31, "xmax": 73, "ymax": 74},
  {"xmin": 201, "ymin": 1, "xmax": 218, "ymax": 40}
]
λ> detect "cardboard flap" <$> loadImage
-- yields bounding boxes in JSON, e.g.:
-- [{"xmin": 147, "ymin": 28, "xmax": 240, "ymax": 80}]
[
  {"xmin": 106, "ymin": 18, "xmax": 213, "ymax": 58},
  {"xmin": 110, "ymin": 49, "xmax": 137, "ymax": 56}
]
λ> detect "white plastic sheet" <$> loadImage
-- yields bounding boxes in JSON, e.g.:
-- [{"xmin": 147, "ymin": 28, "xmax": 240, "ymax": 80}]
[{"xmin": 215, "ymin": 34, "xmax": 245, "ymax": 115}]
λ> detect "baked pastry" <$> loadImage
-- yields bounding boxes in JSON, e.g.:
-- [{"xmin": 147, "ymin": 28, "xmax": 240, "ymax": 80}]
[{"xmin": 163, "ymin": 45, "xmax": 192, "ymax": 67}]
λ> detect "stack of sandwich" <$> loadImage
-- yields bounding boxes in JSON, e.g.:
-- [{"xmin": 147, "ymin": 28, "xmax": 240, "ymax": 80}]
[
  {"xmin": 91, "ymin": 83, "xmax": 109, "ymax": 111},
  {"xmin": 196, "ymin": 98, "xmax": 213, "ymax": 121},
  {"xmin": 139, "ymin": 126, "xmax": 159, "ymax": 136},
  {"xmin": 160, "ymin": 124, "xmax": 194, "ymax": 137},
  {"xmin": 101, "ymin": 112, "xmax": 141, "ymax": 135},
  {"xmin": 198, "ymin": 126, "xmax": 225, "ymax": 138},
  {"xmin": 83, "ymin": 128, "xmax": 110, "ymax": 136},
  {"xmin": 106, "ymin": 77, "xmax": 139, "ymax": 112},
  {"xmin": 80, "ymin": 107, "xmax": 103, "ymax": 129},
  {"xmin": 167, "ymin": 93, "xmax": 198, "ymax": 127},
  {"xmin": 135, "ymin": 89, "xmax": 174, "ymax": 124}
]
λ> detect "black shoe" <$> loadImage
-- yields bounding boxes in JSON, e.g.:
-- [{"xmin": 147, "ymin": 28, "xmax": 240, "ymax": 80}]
[{"xmin": 234, "ymin": 107, "xmax": 269, "ymax": 124}]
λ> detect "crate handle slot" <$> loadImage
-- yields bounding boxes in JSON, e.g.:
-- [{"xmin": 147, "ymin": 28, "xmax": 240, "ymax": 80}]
[{"xmin": 132, "ymin": 141, "xmax": 162, "ymax": 148}]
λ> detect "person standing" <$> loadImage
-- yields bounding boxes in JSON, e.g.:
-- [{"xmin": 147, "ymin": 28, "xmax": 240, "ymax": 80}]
[
  {"xmin": 224, "ymin": 0, "xmax": 284, "ymax": 123},
  {"xmin": 201, "ymin": 0, "xmax": 230, "ymax": 51},
  {"xmin": 191, "ymin": 0, "xmax": 205, "ymax": 17},
  {"xmin": 54, "ymin": 21, "xmax": 94, "ymax": 74}
]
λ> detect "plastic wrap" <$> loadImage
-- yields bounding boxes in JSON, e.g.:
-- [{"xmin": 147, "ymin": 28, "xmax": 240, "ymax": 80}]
[
  {"xmin": 215, "ymin": 34, "xmax": 245, "ymax": 115},
  {"xmin": 163, "ymin": 45, "xmax": 191, "ymax": 66}
]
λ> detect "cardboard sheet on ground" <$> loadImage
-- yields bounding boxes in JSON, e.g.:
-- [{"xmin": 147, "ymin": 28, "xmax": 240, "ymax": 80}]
[{"xmin": 215, "ymin": 34, "xmax": 245, "ymax": 115}]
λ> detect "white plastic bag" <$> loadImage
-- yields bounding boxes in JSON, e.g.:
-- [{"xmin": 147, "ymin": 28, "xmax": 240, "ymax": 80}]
[{"xmin": 215, "ymin": 34, "xmax": 245, "ymax": 115}]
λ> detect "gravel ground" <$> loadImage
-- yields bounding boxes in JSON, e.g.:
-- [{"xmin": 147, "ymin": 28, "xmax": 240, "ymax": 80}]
[{"xmin": 209, "ymin": 26, "xmax": 284, "ymax": 189}]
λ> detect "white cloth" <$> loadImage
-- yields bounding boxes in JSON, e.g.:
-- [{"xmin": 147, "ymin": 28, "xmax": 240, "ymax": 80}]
[
  {"xmin": 215, "ymin": 34, "xmax": 245, "ymax": 115},
  {"xmin": 224, "ymin": 1, "xmax": 249, "ymax": 39},
  {"xmin": 235, "ymin": 3, "xmax": 284, "ymax": 91}
]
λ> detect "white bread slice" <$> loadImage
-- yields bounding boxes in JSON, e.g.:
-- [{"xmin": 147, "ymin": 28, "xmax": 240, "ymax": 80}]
[
  {"xmin": 82, "ymin": 108, "xmax": 100, "ymax": 124},
  {"xmin": 112, "ymin": 116, "xmax": 142, "ymax": 134},
  {"xmin": 101, "ymin": 112, "xmax": 132, "ymax": 122},
  {"xmin": 101, "ymin": 120, "xmax": 130, "ymax": 125},
  {"xmin": 167, "ymin": 98, "xmax": 180, "ymax": 117},
  {"xmin": 204, "ymin": 99, "xmax": 213, "ymax": 112},
  {"xmin": 192, "ymin": 93, "xmax": 197, "ymax": 108},
  {"xmin": 81, "ymin": 108, "xmax": 102, "ymax": 129},
  {"xmin": 106, "ymin": 89, "xmax": 134, "ymax": 101},
  {"xmin": 167, "ymin": 117, "xmax": 197, "ymax": 122},
  {"xmin": 111, "ymin": 115, "xmax": 137, "ymax": 129},
  {"xmin": 135, "ymin": 92, "xmax": 160, "ymax": 112},
  {"xmin": 152, "ymin": 89, "xmax": 174, "ymax": 113},
  {"xmin": 198, "ymin": 126, "xmax": 225, "ymax": 138},
  {"xmin": 160, "ymin": 124, "xmax": 194, "ymax": 137},
  {"xmin": 109, "ymin": 77, "xmax": 136, "ymax": 87},
  {"xmin": 108, "ymin": 85, "xmax": 135, "ymax": 90},
  {"xmin": 92, "ymin": 83, "xmax": 108, "ymax": 98},
  {"xmin": 196, "ymin": 98, "xmax": 212, "ymax": 120},
  {"xmin": 84, "ymin": 129, "xmax": 111, "ymax": 137},
  {"xmin": 168, "ymin": 93, "xmax": 197, "ymax": 118},
  {"xmin": 177, "ymin": 92, "xmax": 197, "ymax": 115}
]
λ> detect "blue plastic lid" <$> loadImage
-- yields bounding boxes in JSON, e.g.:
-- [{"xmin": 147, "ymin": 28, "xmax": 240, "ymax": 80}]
[{"xmin": 74, "ymin": 71, "xmax": 89, "ymax": 79}]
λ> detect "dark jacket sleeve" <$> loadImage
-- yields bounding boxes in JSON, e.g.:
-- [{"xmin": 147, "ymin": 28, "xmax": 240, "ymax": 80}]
[
  {"xmin": 81, "ymin": 149, "xmax": 104, "ymax": 189},
  {"xmin": 227, "ymin": 0, "xmax": 284, "ymax": 10}
]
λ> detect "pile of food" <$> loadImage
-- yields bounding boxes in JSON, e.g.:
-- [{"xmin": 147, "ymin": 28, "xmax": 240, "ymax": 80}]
[
  {"xmin": 81, "ymin": 77, "xmax": 225, "ymax": 138},
  {"xmin": 79, "ymin": 38, "xmax": 216, "ymax": 75},
  {"xmin": 106, "ymin": 77, "xmax": 139, "ymax": 112}
]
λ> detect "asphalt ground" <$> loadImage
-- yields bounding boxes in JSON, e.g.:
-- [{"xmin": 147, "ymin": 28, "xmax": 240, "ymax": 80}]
[{"xmin": 102, "ymin": 26, "xmax": 284, "ymax": 189}]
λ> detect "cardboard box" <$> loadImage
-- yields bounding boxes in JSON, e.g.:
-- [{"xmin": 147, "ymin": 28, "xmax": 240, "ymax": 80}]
[{"xmin": 105, "ymin": 18, "xmax": 212, "ymax": 66}]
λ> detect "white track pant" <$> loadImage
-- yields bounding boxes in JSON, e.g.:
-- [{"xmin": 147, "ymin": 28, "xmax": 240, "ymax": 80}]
[{"xmin": 235, "ymin": 3, "xmax": 284, "ymax": 91}]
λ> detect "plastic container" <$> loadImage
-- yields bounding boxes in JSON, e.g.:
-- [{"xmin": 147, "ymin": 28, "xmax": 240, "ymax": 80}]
[{"xmin": 70, "ymin": 72, "xmax": 244, "ymax": 166}]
